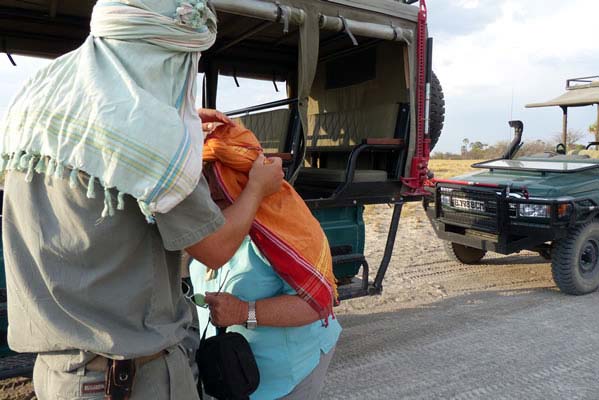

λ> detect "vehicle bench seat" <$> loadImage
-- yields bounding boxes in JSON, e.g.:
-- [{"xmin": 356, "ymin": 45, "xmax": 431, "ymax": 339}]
[
  {"xmin": 578, "ymin": 149, "xmax": 599, "ymax": 159},
  {"xmin": 551, "ymin": 154, "xmax": 591, "ymax": 160},
  {"xmin": 523, "ymin": 153, "xmax": 591, "ymax": 161},
  {"xmin": 296, "ymin": 168, "xmax": 388, "ymax": 185}
]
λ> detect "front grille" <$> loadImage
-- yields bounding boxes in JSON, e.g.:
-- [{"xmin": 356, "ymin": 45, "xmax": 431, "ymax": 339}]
[
  {"xmin": 439, "ymin": 187, "xmax": 500, "ymax": 233},
  {"xmin": 442, "ymin": 209, "xmax": 497, "ymax": 231}
]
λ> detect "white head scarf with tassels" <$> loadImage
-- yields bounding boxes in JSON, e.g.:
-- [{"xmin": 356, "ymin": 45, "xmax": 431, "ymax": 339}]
[{"xmin": 0, "ymin": 0, "xmax": 216, "ymax": 221}]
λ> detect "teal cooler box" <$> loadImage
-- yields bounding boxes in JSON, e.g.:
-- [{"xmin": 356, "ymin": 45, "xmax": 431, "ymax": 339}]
[{"xmin": 311, "ymin": 206, "xmax": 365, "ymax": 282}]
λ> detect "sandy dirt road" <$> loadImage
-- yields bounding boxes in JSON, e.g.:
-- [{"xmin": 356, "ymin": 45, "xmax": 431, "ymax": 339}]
[
  {"xmin": 326, "ymin": 205, "xmax": 599, "ymax": 399},
  {"xmin": 325, "ymin": 290, "xmax": 599, "ymax": 399},
  {"xmin": 0, "ymin": 205, "xmax": 592, "ymax": 399}
]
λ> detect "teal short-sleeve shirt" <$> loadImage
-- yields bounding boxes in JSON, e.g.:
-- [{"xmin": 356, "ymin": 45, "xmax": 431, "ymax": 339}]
[{"xmin": 190, "ymin": 237, "xmax": 341, "ymax": 400}]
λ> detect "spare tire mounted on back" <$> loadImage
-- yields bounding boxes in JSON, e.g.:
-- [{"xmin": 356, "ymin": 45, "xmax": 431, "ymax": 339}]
[{"xmin": 429, "ymin": 71, "xmax": 445, "ymax": 151}]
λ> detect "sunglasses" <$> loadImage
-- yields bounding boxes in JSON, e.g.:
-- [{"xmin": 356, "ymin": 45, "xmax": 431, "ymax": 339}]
[{"xmin": 182, "ymin": 270, "xmax": 230, "ymax": 308}]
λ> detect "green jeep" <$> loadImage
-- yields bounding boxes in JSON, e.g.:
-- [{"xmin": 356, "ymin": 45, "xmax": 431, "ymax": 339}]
[
  {"xmin": 0, "ymin": 0, "xmax": 444, "ymax": 372},
  {"xmin": 426, "ymin": 76, "xmax": 599, "ymax": 296}
]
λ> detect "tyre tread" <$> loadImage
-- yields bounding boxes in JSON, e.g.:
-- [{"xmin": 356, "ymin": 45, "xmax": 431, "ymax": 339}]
[
  {"xmin": 429, "ymin": 71, "xmax": 445, "ymax": 150},
  {"xmin": 551, "ymin": 221, "xmax": 599, "ymax": 295}
]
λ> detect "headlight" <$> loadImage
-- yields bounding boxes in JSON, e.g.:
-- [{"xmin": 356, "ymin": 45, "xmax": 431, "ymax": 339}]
[
  {"xmin": 519, "ymin": 203, "xmax": 550, "ymax": 218},
  {"xmin": 441, "ymin": 195, "xmax": 450, "ymax": 206}
]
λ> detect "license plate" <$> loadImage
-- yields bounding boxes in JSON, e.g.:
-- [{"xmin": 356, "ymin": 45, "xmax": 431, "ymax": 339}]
[{"xmin": 452, "ymin": 198, "xmax": 486, "ymax": 212}]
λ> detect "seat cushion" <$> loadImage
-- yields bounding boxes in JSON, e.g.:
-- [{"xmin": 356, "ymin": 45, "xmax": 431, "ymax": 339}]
[{"xmin": 297, "ymin": 168, "xmax": 388, "ymax": 184}]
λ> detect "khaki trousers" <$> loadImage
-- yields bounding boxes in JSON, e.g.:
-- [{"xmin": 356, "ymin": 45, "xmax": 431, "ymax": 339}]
[
  {"xmin": 279, "ymin": 347, "xmax": 335, "ymax": 400},
  {"xmin": 202, "ymin": 346, "xmax": 336, "ymax": 400},
  {"xmin": 33, "ymin": 346, "xmax": 199, "ymax": 400}
]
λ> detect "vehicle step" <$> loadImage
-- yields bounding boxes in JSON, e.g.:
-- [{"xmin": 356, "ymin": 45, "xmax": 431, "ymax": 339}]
[
  {"xmin": 333, "ymin": 254, "xmax": 366, "ymax": 265},
  {"xmin": 338, "ymin": 277, "xmax": 370, "ymax": 301}
]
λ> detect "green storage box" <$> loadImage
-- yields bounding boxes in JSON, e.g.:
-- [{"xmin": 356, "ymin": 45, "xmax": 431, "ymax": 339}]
[{"xmin": 311, "ymin": 206, "xmax": 365, "ymax": 281}]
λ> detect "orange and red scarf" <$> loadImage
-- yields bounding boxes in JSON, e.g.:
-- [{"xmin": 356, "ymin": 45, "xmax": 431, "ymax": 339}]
[{"xmin": 203, "ymin": 124, "xmax": 338, "ymax": 321}]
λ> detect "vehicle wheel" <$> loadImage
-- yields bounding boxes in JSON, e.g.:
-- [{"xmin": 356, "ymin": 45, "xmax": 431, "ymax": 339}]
[
  {"xmin": 429, "ymin": 71, "xmax": 445, "ymax": 151},
  {"xmin": 538, "ymin": 248, "xmax": 552, "ymax": 260},
  {"xmin": 444, "ymin": 242, "xmax": 486, "ymax": 264},
  {"xmin": 552, "ymin": 222, "xmax": 599, "ymax": 295}
]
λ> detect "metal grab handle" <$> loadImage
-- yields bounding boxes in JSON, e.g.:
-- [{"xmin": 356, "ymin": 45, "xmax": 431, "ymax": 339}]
[{"xmin": 225, "ymin": 98, "xmax": 299, "ymax": 117}]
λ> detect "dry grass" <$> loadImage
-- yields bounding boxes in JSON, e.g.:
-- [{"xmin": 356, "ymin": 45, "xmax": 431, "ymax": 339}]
[{"xmin": 428, "ymin": 159, "xmax": 483, "ymax": 179}]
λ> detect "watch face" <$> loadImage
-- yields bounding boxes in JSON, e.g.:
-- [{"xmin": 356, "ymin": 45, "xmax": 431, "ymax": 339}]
[{"xmin": 246, "ymin": 301, "xmax": 257, "ymax": 329}]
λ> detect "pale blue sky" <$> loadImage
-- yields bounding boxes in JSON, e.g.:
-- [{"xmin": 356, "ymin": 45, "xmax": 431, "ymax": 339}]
[{"xmin": 1, "ymin": 0, "xmax": 598, "ymax": 153}]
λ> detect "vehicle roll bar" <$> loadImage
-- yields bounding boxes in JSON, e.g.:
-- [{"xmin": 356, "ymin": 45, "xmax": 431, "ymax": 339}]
[
  {"xmin": 210, "ymin": 0, "xmax": 305, "ymax": 26},
  {"xmin": 319, "ymin": 15, "xmax": 413, "ymax": 43}
]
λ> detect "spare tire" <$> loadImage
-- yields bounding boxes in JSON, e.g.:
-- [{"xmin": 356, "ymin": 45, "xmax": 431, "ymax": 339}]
[
  {"xmin": 429, "ymin": 71, "xmax": 445, "ymax": 150},
  {"xmin": 444, "ymin": 241, "xmax": 486, "ymax": 264}
]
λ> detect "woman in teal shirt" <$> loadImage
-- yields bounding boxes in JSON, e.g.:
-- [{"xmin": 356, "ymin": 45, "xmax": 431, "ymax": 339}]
[{"xmin": 190, "ymin": 234, "xmax": 341, "ymax": 400}]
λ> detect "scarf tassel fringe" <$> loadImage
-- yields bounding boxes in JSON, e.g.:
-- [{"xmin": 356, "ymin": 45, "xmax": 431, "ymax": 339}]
[
  {"xmin": 101, "ymin": 187, "xmax": 115, "ymax": 218},
  {"xmin": 0, "ymin": 152, "xmax": 159, "ymax": 219}
]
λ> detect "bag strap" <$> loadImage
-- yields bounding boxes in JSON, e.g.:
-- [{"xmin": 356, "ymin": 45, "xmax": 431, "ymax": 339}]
[
  {"xmin": 200, "ymin": 317, "xmax": 227, "ymax": 346},
  {"xmin": 200, "ymin": 274, "xmax": 230, "ymax": 343},
  {"xmin": 200, "ymin": 320, "xmax": 210, "ymax": 343},
  {"xmin": 196, "ymin": 270, "xmax": 231, "ymax": 400}
]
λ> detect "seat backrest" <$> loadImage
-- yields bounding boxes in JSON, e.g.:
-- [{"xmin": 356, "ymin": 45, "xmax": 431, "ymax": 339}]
[
  {"xmin": 552, "ymin": 154, "xmax": 590, "ymax": 160},
  {"xmin": 578, "ymin": 149, "xmax": 599, "ymax": 159},
  {"xmin": 232, "ymin": 108, "xmax": 291, "ymax": 152},
  {"xmin": 307, "ymin": 104, "xmax": 400, "ymax": 148},
  {"xmin": 307, "ymin": 41, "xmax": 408, "ymax": 148}
]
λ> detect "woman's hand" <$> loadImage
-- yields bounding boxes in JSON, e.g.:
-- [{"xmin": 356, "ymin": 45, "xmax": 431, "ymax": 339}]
[
  {"xmin": 185, "ymin": 155, "xmax": 283, "ymax": 269},
  {"xmin": 198, "ymin": 108, "xmax": 232, "ymax": 133},
  {"xmin": 205, "ymin": 292, "xmax": 249, "ymax": 327},
  {"xmin": 247, "ymin": 155, "xmax": 284, "ymax": 199}
]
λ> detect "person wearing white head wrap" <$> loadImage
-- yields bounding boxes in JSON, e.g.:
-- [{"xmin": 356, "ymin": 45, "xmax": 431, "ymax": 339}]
[
  {"xmin": 1, "ymin": 1, "xmax": 285, "ymax": 399},
  {"xmin": 1, "ymin": 0, "xmax": 217, "ymax": 220}
]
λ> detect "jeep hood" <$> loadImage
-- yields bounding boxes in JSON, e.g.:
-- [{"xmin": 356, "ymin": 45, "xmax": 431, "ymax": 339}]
[{"xmin": 450, "ymin": 166, "xmax": 599, "ymax": 198}]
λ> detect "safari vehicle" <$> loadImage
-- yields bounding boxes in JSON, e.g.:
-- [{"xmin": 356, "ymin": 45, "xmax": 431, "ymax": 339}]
[
  {"xmin": 426, "ymin": 76, "xmax": 599, "ymax": 297},
  {"xmin": 0, "ymin": 0, "xmax": 444, "ymax": 371}
]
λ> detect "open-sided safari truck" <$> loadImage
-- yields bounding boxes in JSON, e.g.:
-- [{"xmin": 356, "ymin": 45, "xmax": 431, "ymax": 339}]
[
  {"xmin": 0, "ymin": 0, "xmax": 444, "ymax": 365},
  {"xmin": 426, "ymin": 76, "xmax": 599, "ymax": 297}
]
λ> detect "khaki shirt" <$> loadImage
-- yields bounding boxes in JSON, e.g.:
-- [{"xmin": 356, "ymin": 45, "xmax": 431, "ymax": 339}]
[{"xmin": 2, "ymin": 169, "xmax": 223, "ymax": 363}]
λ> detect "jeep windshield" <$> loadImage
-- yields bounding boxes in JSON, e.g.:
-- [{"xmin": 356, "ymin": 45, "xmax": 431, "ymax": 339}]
[
  {"xmin": 472, "ymin": 159, "xmax": 599, "ymax": 173},
  {"xmin": 468, "ymin": 75, "xmax": 599, "ymax": 174}
]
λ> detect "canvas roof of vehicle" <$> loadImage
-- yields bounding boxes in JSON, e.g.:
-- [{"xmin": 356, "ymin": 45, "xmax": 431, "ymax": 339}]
[
  {"xmin": 526, "ymin": 80, "xmax": 599, "ymax": 108},
  {"xmin": 0, "ymin": 0, "xmax": 419, "ymax": 59}
]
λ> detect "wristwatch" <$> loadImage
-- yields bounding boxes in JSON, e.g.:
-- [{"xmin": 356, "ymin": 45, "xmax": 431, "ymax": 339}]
[{"xmin": 246, "ymin": 301, "xmax": 257, "ymax": 329}]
